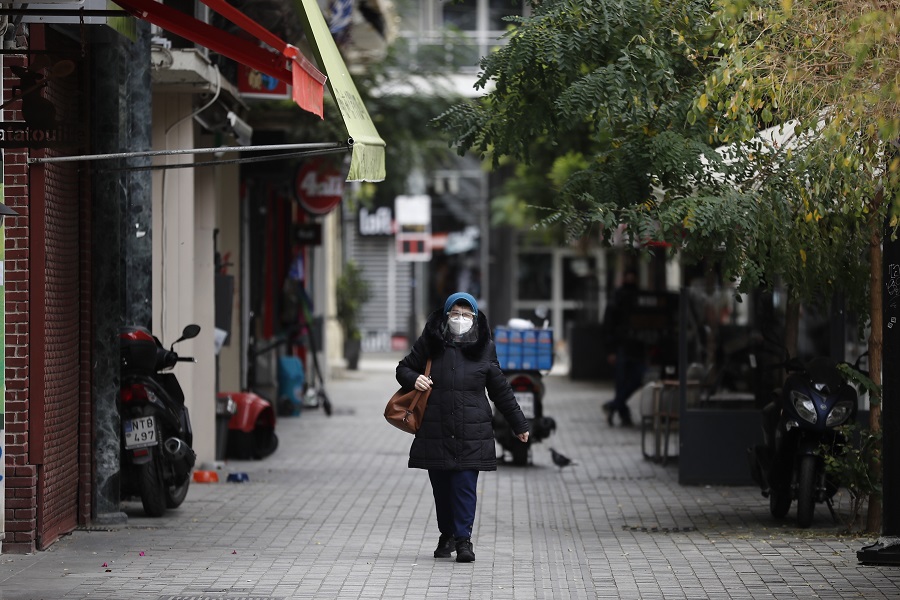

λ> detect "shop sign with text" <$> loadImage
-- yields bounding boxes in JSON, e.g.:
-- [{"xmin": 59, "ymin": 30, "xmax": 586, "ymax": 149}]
[
  {"xmin": 358, "ymin": 206, "xmax": 393, "ymax": 236},
  {"xmin": 295, "ymin": 158, "xmax": 344, "ymax": 215}
]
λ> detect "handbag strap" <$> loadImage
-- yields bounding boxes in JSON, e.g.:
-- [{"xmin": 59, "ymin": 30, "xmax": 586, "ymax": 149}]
[{"xmin": 408, "ymin": 358, "xmax": 433, "ymax": 411}]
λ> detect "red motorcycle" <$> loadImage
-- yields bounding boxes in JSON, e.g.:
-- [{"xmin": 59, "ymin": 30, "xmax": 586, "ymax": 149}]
[{"xmin": 217, "ymin": 391, "xmax": 279, "ymax": 460}]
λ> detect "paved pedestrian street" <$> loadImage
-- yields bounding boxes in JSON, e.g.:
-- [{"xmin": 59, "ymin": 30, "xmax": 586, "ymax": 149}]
[{"xmin": 2, "ymin": 356, "xmax": 899, "ymax": 599}]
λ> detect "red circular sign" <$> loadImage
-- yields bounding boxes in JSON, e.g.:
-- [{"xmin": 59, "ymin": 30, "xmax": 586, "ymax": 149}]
[{"xmin": 294, "ymin": 158, "xmax": 344, "ymax": 215}]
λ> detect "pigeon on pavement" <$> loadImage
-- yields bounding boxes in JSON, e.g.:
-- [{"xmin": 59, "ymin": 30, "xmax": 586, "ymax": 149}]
[{"xmin": 549, "ymin": 447, "xmax": 576, "ymax": 470}]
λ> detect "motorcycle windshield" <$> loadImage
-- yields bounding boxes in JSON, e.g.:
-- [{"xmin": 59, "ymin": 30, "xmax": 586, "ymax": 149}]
[{"xmin": 805, "ymin": 357, "xmax": 843, "ymax": 395}]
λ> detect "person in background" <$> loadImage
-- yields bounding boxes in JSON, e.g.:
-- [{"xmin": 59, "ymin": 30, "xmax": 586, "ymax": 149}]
[
  {"xmin": 396, "ymin": 292, "xmax": 529, "ymax": 563},
  {"xmin": 602, "ymin": 269, "xmax": 646, "ymax": 427}
]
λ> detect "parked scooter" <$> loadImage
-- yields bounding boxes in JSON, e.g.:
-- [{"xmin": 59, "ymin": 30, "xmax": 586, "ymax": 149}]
[
  {"xmin": 493, "ymin": 308, "xmax": 557, "ymax": 465},
  {"xmin": 119, "ymin": 324, "xmax": 200, "ymax": 517},
  {"xmin": 747, "ymin": 355, "xmax": 861, "ymax": 528},
  {"xmin": 220, "ymin": 391, "xmax": 279, "ymax": 460}
]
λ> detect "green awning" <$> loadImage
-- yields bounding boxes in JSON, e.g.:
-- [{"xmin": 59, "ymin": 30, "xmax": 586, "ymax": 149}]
[{"xmin": 294, "ymin": 0, "xmax": 386, "ymax": 182}]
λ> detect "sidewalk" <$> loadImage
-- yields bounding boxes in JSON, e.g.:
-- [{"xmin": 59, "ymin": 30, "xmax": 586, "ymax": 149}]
[{"xmin": 2, "ymin": 355, "xmax": 899, "ymax": 599}]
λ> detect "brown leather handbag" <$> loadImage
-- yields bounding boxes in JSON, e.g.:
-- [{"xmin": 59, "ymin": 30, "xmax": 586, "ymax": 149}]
[{"xmin": 384, "ymin": 359, "xmax": 432, "ymax": 434}]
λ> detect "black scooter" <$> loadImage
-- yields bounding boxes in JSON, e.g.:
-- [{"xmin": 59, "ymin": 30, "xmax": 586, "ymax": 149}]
[
  {"xmin": 748, "ymin": 355, "xmax": 860, "ymax": 528},
  {"xmin": 119, "ymin": 324, "xmax": 200, "ymax": 517},
  {"xmin": 493, "ymin": 309, "xmax": 557, "ymax": 465}
]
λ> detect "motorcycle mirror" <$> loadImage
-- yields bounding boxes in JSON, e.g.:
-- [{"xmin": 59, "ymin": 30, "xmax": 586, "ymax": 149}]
[
  {"xmin": 853, "ymin": 351, "xmax": 870, "ymax": 375},
  {"xmin": 172, "ymin": 324, "xmax": 201, "ymax": 347}
]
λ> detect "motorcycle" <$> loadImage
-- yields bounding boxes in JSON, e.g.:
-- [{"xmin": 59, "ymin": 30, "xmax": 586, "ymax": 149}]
[
  {"xmin": 119, "ymin": 324, "xmax": 200, "ymax": 517},
  {"xmin": 493, "ymin": 309, "xmax": 557, "ymax": 466},
  {"xmin": 219, "ymin": 391, "xmax": 279, "ymax": 460},
  {"xmin": 747, "ymin": 355, "xmax": 860, "ymax": 528}
]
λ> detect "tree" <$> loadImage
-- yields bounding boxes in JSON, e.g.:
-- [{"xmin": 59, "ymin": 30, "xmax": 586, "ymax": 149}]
[
  {"xmin": 693, "ymin": 0, "xmax": 900, "ymax": 535},
  {"xmin": 435, "ymin": 0, "xmax": 729, "ymax": 242},
  {"xmin": 435, "ymin": 0, "xmax": 900, "ymax": 531}
]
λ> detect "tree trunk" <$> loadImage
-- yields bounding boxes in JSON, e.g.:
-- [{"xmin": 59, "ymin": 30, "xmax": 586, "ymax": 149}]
[
  {"xmin": 784, "ymin": 295, "xmax": 800, "ymax": 360},
  {"xmin": 866, "ymin": 201, "xmax": 884, "ymax": 534}
]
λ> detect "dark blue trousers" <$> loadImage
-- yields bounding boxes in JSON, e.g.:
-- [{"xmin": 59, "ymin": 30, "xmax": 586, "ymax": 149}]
[
  {"xmin": 610, "ymin": 347, "xmax": 645, "ymax": 422},
  {"xmin": 428, "ymin": 470, "xmax": 479, "ymax": 540}
]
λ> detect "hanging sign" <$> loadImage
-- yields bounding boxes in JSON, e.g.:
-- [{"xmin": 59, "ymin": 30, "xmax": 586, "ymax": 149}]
[
  {"xmin": 294, "ymin": 223, "xmax": 323, "ymax": 245},
  {"xmin": 395, "ymin": 195, "xmax": 431, "ymax": 262},
  {"xmin": 294, "ymin": 158, "xmax": 344, "ymax": 215},
  {"xmin": 236, "ymin": 63, "xmax": 291, "ymax": 100},
  {"xmin": 0, "ymin": 58, "xmax": 87, "ymax": 149}
]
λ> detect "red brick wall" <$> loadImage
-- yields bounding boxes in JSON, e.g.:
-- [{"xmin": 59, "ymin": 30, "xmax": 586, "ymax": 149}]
[
  {"xmin": 3, "ymin": 25, "xmax": 92, "ymax": 553},
  {"xmin": 3, "ymin": 48, "xmax": 36, "ymax": 552}
]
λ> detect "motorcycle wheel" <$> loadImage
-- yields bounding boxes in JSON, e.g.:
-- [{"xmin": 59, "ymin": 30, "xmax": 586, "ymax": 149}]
[
  {"xmin": 139, "ymin": 459, "xmax": 167, "ymax": 518},
  {"xmin": 796, "ymin": 455, "xmax": 817, "ymax": 528},
  {"xmin": 165, "ymin": 475, "xmax": 190, "ymax": 509},
  {"xmin": 253, "ymin": 427, "xmax": 279, "ymax": 459},
  {"xmin": 769, "ymin": 486, "xmax": 792, "ymax": 519}
]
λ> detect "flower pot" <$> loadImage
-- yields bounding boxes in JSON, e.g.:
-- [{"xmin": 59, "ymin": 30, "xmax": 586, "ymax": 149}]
[{"xmin": 344, "ymin": 338, "xmax": 362, "ymax": 370}]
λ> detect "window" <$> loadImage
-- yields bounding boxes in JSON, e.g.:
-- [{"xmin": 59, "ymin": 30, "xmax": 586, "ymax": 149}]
[
  {"xmin": 488, "ymin": 0, "xmax": 522, "ymax": 31},
  {"xmin": 517, "ymin": 253, "xmax": 552, "ymax": 300},
  {"xmin": 398, "ymin": 0, "xmax": 528, "ymax": 72},
  {"xmin": 443, "ymin": 0, "xmax": 477, "ymax": 30}
]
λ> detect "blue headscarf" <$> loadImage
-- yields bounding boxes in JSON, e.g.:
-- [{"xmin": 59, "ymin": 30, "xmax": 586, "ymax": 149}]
[{"xmin": 443, "ymin": 292, "xmax": 478, "ymax": 316}]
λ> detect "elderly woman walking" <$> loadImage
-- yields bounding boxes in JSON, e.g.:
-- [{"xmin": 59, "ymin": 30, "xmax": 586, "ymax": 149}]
[{"xmin": 396, "ymin": 292, "xmax": 530, "ymax": 563}]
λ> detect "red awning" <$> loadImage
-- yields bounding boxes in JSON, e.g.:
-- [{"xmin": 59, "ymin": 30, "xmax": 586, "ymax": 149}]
[{"xmin": 113, "ymin": 0, "xmax": 326, "ymax": 118}]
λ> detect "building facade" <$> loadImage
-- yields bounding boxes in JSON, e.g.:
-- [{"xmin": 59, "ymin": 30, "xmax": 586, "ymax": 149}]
[{"xmin": 2, "ymin": 0, "xmax": 381, "ymax": 554}]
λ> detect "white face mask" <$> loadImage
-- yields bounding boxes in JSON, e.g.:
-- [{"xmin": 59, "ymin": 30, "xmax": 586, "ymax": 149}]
[{"xmin": 448, "ymin": 316, "xmax": 474, "ymax": 336}]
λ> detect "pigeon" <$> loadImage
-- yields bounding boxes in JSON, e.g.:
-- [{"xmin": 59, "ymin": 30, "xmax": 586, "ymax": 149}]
[{"xmin": 549, "ymin": 447, "xmax": 577, "ymax": 470}]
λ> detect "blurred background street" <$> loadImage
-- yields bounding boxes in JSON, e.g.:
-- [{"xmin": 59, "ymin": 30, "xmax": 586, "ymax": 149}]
[{"xmin": 1, "ymin": 355, "xmax": 898, "ymax": 600}]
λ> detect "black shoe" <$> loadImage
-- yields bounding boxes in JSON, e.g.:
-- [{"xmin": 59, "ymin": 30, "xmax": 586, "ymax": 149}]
[
  {"xmin": 455, "ymin": 538, "xmax": 475, "ymax": 563},
  {"xmin": 434, "ymin": 534, "xmax": 455, "ymax": 558},
  {"xmin": 602, "ymin": 402, "xmax": 614, "ymax": 426}
]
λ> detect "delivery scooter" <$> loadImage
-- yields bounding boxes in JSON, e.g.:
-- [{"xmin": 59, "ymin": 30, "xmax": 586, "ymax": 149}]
[{"xmin": 493, "ymin": 308, "xmax": 557, "ymax": 465}]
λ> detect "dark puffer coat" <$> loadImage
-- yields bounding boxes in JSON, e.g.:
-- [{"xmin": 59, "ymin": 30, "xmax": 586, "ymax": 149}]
[{"xmin": 397, "ymin": 308, "xmax": 529, "ymax": 471}]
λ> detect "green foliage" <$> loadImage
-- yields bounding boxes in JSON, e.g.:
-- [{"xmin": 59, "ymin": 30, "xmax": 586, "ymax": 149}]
[
  {"xmin": 336, "ymin": 261, "xmax": 371, "ymax": 341},
  {"xmin": 689, "ymin": 0, "xmax": 900, "ymax": 315},
  {"xmin": 435, "ymin": 0, "xmax": 900, "ymax": 321},
  {"xmin": 434, "ymin": 0, "xmax": 737, "ymax": 247},
  {"xmin": 822, "ymin": 422, "xmax": 882, "ymax": 532},
  {"xmin": 837, "ymin": 362, "xmax": 881, "ymax": 408}
]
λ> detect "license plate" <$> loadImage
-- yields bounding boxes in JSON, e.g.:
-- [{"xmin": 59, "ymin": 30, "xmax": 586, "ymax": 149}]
[
  {"xmin": 124, "ymin": 416, "xmax": 158, "ymax": 449},
  {"xmin": 515, "ymin": 391, "xmax": 535, "ymax": 419}
]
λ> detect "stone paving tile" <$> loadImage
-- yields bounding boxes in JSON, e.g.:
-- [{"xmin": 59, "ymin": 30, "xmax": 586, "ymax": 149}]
[{"xmin": 1, "ymin": 357, "xmax": 900, "ymax": 599}]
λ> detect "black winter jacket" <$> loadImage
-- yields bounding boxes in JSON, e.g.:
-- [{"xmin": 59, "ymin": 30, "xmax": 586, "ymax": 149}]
[{"xmin": 397, "ymin": 309, "xmax": 529, "ymax": 471}]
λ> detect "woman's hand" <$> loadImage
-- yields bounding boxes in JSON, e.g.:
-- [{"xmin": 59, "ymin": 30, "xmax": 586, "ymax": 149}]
[
  {"xmin": 516, "ymin": 431, "xmax": 529, "ymax": 443},
  {"xmin": 415, "ymin": 374, "xmax": 433, "ymax": 391}
]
